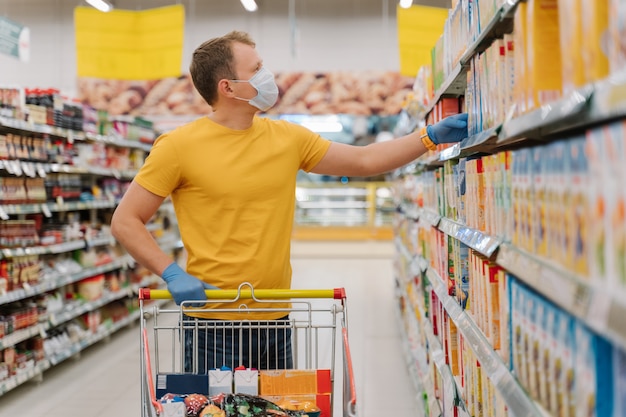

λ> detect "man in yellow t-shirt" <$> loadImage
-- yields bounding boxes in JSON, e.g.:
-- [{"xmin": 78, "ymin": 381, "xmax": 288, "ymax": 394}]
[{"xmin": 111, "ymin": 31, "xmax": 467, "ymax": 371}]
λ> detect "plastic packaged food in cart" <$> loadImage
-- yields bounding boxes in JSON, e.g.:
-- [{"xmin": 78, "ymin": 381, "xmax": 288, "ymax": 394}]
[{"xmin": 158, "ymin": 393, "xmax": 310, "ymax": 417}]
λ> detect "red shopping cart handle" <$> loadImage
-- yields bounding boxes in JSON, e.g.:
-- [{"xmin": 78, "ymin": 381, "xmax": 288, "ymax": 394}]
[{"xmin": 139, "ymin": 288, "xmax": 347, "ymax": 300}]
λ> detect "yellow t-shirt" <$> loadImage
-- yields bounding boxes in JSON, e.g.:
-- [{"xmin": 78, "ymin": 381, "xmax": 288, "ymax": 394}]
[{"xmin": 134, "ymin": 116, "xmax": 331, "ymax": 319}]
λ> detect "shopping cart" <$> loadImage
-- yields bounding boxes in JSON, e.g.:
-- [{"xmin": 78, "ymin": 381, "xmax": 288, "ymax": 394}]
[{"xmin": 139, "ymin": 283, "xmax": 357, "ymax": 417}]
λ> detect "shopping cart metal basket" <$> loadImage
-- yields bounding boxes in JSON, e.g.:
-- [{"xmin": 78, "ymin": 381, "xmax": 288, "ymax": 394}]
[{"xmin": 139, "ymin": 283, "xmax": 357, "ymax": 417}]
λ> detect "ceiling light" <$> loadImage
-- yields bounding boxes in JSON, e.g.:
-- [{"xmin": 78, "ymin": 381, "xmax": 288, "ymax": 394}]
[
  {"xmin": 86, "ymin": 0, "xmax": 113, "ymax": 12},
  {"xmin": 240, "ymin": 0, "xmax": 258, "ymax": 12},
  {"xmin": 399, "ymin": 0, "xmax": 413, "ymax": 8}
]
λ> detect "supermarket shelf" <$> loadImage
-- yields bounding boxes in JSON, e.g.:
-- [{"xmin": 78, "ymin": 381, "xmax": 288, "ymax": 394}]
[
  {"xmin": 0, "ymin": 255, "xmax": 132, "ymax": 306},
  {"xmin": 47, "ymin": 310, "xmax": 141, "ymax": 367},
  {"xmin": 0, "ymin": 296, "xmax": 169, "ymax": 397},
  {"xmin": 0, "ymin": 359, "xmax": 50, "ymax": 396},
  {"xmin": 498, "ymin": 86, "xmax": 594, "ymax": 145},
  {"xmin": 420, "ymin": 0, "xmax": 521, "ymax": 120},
  {"xmin": 458, "ymin": 0, "xmax": 518, "ymax": 65},
  {"xmin": 403, "ymin": 204, "xmax": 626, "ymax": 352},
  {"xmin": 0, "ymin": 199, "xmax": 118, "ymax": 217},
  {"xmin": 395, "ymin": 236, "xmax": 428, "ymax": 276},
  {"xmin": 1, "ymin": 234, "xmax": 115, "ymax": 259},
  {"xmin": 395, "ymin": 298, "xmax": 442, "ymax": 417},
  {"xmin": 397, "ymin": 266, "xmax": 468, "ymax": 415},
  {"xmin": 46, "ymin": 288, "xmax": 134, "ymax": 328},
  {"xmin": 0, "ymin": 158, "xmax": 137, "ymax": 180},
  {"xmin": 0, "ymin": 324, "xmax": 44, "ymax": 350},
  {"xmin": 496, "ymin": 243, "xmax": 626, "ymax": 351},
  {"xmin": 425, "ymin": 265, "xmax": 544, "ymax": 417},
  {"xmin": 399, "ymin": 204, "xmax": 441, "ymax": 228},
  {"xmin": 49, "ymin": 163, "xmax": 138, "ymax": 180},
  {"xmin": 431, "ymin": 72, "xmax": 626, "ymax": 165},
  {"xmin": 0, "ymin": 116, "xmax": 153, "ymax": 152},
  {"xmin": 0, "ymin": 290, "xmax": 132, "ymax": 350},
  {"xmin": 438, "ymin": 217, "xmax": 502, "ymax": 258}
]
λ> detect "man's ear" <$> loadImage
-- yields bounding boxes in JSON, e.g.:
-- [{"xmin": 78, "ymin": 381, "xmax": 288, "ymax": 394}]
[{"xmin": 217, "ymin": 79, "xmax": 235, "ymax": 97}]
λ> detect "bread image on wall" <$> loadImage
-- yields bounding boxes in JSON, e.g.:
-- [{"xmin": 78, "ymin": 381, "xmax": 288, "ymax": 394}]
[{"xmin": 78, "ymin": 71, "xmax": 413, "ymax": 117}]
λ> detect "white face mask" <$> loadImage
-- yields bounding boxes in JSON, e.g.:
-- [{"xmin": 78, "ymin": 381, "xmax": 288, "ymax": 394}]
[{"xmin": 230, "ymin": 67, "xmax": 279, "ymax": 111}]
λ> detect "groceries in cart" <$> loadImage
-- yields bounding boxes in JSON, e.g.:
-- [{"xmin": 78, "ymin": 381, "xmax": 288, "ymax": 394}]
[
  {"xmin": 140, "ymin": 286, "xmax": 357, "ymax": 417},
  {"xmin": 158, "ymin": 392, "xmax": 322, "ymax": 417}
]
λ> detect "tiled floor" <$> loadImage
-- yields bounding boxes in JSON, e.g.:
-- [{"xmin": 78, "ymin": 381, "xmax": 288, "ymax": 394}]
[{"xmin": 0, "ymin": 241, "xmax": 417, "ymax": 417}]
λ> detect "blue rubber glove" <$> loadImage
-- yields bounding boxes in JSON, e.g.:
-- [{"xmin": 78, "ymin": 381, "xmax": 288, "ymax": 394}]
[
  {"xmin": 161, "ymin": 262, "xmax": 219, "ymax": 305},
  {"xmin": 426, "ymin": 113, "xmax": 468, "ymax": 144}
]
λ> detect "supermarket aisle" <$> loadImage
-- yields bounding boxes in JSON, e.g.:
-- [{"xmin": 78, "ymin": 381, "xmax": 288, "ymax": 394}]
[{"xmin": 0, "ymin": 241, "xmax": 415, "ymax": 417}]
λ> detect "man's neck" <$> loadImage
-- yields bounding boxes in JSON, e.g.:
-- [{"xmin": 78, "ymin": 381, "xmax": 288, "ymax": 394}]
[{"xmin": 208, "ymin": 106, "xmax": 257, "ymax": 130}]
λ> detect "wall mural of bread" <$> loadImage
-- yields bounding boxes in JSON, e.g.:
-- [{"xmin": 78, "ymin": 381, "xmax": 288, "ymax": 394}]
[{"xmin": 77, "ymin": 71, "xmax": 414, "ymax": 117}]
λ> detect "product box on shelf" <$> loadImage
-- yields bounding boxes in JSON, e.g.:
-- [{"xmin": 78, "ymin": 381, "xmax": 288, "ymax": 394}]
[
  {"xmin": 600, "ymin": 122, "xmax": 626, "ymax": 293},
  {"xmin": 586, "ymin": 127, "xmax": 610, "ymax": 283},
  {"xmin": 609, "ymin": 0, "xmax": 626, "ymax": 74},
  {"xmin": 513, "ymin": 2, "xmax": 528, "ymax": 116},
  {"xmin": 525, "ymin": 0, "xmax": 563, "ymax": 111},
  {"xmin": 580, "ymin": 0, "xmax": 610, "ymax": 85},
  {"xmin": 614, "ymin": 347, "xmax": 626, "ymax": 417},
  {"xmin": 567, "ymin": 137, "xmax": 589, "ymax": 277},
  {"xmin": 557, "ymin": 0, "xmax": 584, "ymax": 95}
]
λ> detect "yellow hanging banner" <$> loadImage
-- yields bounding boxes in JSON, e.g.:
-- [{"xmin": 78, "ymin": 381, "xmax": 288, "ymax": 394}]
[
  {"xmin": 396, "ymin": 4, "xmax": 448, "ymax": 77},
  {"xmin": 74, "ymin": 5, "xmax": 184, "ymax": 80}
]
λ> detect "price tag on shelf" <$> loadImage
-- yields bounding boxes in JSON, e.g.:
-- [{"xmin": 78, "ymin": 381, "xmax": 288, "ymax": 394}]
[
  {"xmin": 36, "ymin": 163, "xmax": 47, "ymax": 178},
  {"xmin": 41, "ymin": 204, "xmax": 52, "ymax": 218},
  {"xmin": 586, "ymin": 288, "xmax": 611, "ymax": 334},
  {"xmin": 11, "ymin": 160, "xmax": 22, "ymax": 176}
]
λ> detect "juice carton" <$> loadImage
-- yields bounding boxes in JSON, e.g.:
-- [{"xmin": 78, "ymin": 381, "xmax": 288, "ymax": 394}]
[
  {"xmin": 513, "ymin": 3, "xmax": 528, "ymax": 115},
  {"xmin": 498, "ymin": 270, "xmax": 510, "ymax": 367},
  {"xmin": 526, "ymin": 289, "xmax": 540, "ymax": 400},
  {"xmin": 568, "ymin": 137, "xmax": 589, "ymax": 277},
  {"xmin": 446, "ymin": 313, "xmax": 460, "ymax": 376},
  {"xmin": 526, "ymin": 0, "xmax": 562, "ymax": 110},
  {"xmin": 504, "ymin": 35, "xmax": 516, "ymax": 119},
  {"xmin": 614, "ymin": 346, "xmax": 626, "ymax": 417},
  {"xmin": 604, "ymin": 121, "xmax": 626, "ymax": 292},
  {"xmin": 457, "ymin": 158, "xmax": 467, "ymax": 224},
  {"xmin": 545, "ymin": 303, "xmax": 558, "ymax": 415},
  {"xmin": 609, "ymin": 0, "xmax": 626, "ymax": 75},
  {"xmin": 556, "ymin": 309, "xmax": 574, "ymax": 417},
  {"xmin": 557, "ymin": 0, "xmax": 585, "ymax": 94},
  {"xmin": 477, "ymin": 157, "xmax": 486, "ymax": 232},
  {"xmin": 585, "ymin": 129, "xmax": 607, "ymax": 282},
  {"xmin": 532, "ymin": 296, "xmax": 547, "ymax": 405},
  {"xmin": 532, "ymin": 146, "xmax": 548, "ymax": 256},
  {"xmin": 580, "ymin": 0, "xmax": 610, "ymax": 83},
  {"xmin": 458, "ymin": 243, "xmax": 470, "ymax": 310},
  {"xmin": 486, "ymin": 262, "xmax": 501, "ymax": 350},
  {"xmin": 520, "ymin": 148, "xmax": 533, "ymax": 253}
]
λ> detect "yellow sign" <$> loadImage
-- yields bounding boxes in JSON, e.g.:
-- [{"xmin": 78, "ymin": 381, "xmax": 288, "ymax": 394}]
[
  {"xmin": 75, "ymin": 5, "xmax": 184, "ymax": 80},
  {"xmin": 397, "ymin": 4, "xmax": 448, "ymax": 77}
]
